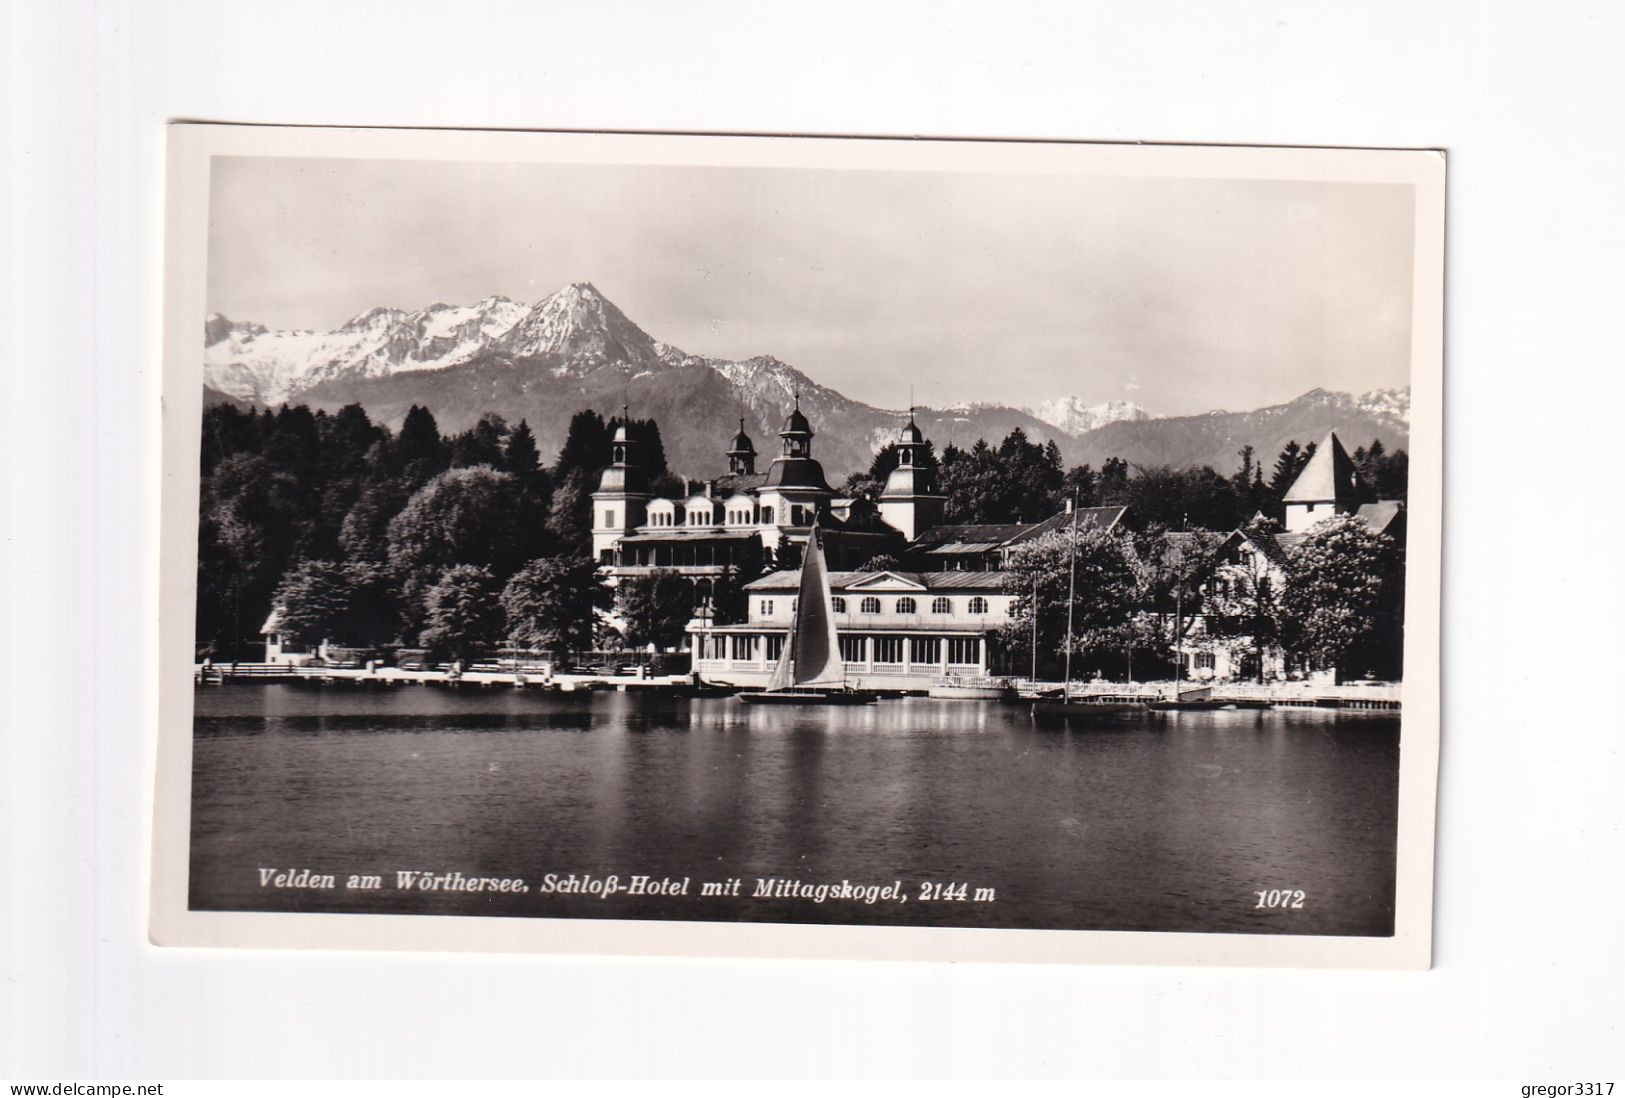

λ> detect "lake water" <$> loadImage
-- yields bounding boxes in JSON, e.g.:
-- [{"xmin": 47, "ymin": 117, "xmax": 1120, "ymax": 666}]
[{"xmin": 189, "ymin": 684, "xmax": 1400, "ymax": 936}]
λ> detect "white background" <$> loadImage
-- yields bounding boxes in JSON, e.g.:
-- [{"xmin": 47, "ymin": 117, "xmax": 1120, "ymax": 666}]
[{"xmin": 4, "ymin": 0, "xmax": 1622, "ymax": 1080}]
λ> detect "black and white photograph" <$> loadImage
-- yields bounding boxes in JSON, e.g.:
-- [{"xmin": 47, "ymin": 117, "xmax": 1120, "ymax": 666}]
[{"xmin": 151, "ymin": 125, "xmax": 1442, "ymax": 967}]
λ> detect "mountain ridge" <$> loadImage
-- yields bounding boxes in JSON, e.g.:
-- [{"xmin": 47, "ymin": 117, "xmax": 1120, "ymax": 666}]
[{"xmin": 203, "ymin": 283, "xmax": 1410, "ymax": 481}]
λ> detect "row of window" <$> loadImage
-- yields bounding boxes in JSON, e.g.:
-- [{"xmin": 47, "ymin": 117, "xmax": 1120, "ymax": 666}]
[
  {"xmin": 700, "ymin": 634, "xmax": 981, "ymax": 665},
  {"xmin": 604, "ymin": 504, "xmax": 814, "ymax": 529},
  {"xmin": 757, "ymin": 596, "xmax": 992, "ymax": 616}
]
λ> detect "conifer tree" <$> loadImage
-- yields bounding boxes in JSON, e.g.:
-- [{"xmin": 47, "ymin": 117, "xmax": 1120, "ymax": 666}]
[{"xmin": 504, "ymin": 419, "xmax": 541, "ymax": 476}]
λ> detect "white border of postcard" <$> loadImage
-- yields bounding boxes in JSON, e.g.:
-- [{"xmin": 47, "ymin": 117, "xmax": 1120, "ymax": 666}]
[{"xmin": 151, "ymin": 124, "xmax": 1444, "ymax": 969}]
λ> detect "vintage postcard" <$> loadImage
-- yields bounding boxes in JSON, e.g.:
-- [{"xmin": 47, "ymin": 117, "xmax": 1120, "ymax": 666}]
[{"xmin": 151, "ymin": 124, "xmax": 1443, "ymax": 967}]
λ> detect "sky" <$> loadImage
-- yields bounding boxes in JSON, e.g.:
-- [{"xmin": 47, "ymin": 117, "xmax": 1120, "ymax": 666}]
[{"xmin": 207, "ymin": 154, "xmax": 1415, "ymax": 416}]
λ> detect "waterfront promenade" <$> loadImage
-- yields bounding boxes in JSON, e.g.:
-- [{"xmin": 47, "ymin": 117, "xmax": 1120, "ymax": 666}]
[{"xmin": 194, "ymin": 662, "xmax": 1400, "ymax": 709}]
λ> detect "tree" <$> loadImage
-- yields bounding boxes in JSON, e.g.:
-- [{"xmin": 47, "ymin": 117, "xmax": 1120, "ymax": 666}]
[
  {"xmin": 339, "ymin": 481, "xmax": 411, "ymax": 561},
  {"xmin": 841, "ymin": 472, "xmax": 884, "ymax": 501},
  {"xmin": 616, "ymin": 570, "xmax": 696, "ymax": 651},
  {"xmin": 771, "ymin": 531, "xmax": 802, "ymax": 571},
  {"xmin": 707, "ymin": 565, "xmax": 752, "ymax": 626},
  {"xmin": 544, "ymin": 468, "xmax": 596, "ymax": 558},
  {"xmin": 397, "ymin": 405, "xmax": 448, "ymax": 482},
  {"xmin": 1062, "ymin": 464, "xmax": 1098, "ymax": 507},
  {"xmin": 857, "ymin": 553, "xmax": 901, "ymax": 572},
  {"xmin": 1125, "ymin": 526, "xmax": 1226, "ymax": 674},
  {"xmin": 938, "ymin": 428, "xmax": 1065, "ymax": 523},
  {"xmin": 555, "ymin": 409, "xmax": 610, "ymax": 475},
  {"xmin": 500, "ymin": 556, "xmax": 608, "ymax": 659},
  {"xmin": 338, "ymin": 561, "xmax": 405, "ymax": 647},
  {"xmin": 1097, "ymin": 457, "xmax": 1130, "ymax": 504},
  {"xmin": 503, "ymin": 418, "xmax": 541, "ymax": 477},
  {"xmin": 1000, "ymin": 527, "xmax": 1138, "ymax": 678},
  {"xmin": 1121, "ymin": 465, "xmax": 1240, "ymax": 532},
  {"xmin": 1271, "ymin": 441, "xmax": 1305, "ymax": 493},
  {"xmin": 1280, "ymin": 513, "xmax": 1399, "ymax": 680},
  {"xmin": 270, "ymin": 559, "xmax": 403, "ymax": 649},
  {"xmin": 271, "ymin": 560, "xmax": 352, "ymax": 647},
  {"xmin": 418, "ymin": 565, "xmax": 503, "ymax": 660},
  {"xmin": 450, "ymin": 412, "xmax": 509, "ymax": 468},
  {"xmin": 385, "ymin": 465, "xmax": 528, "ymax": 579}
]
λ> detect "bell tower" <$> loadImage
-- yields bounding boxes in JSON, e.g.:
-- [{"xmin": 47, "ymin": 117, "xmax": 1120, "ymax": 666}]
[
  {"xmin": 591, "ymin": 406, "xmax": 651, "ymax": 562},
  {"xmin": 878, "ymin": 409, "xmax": 946, "ymax": 543},
  {"xmin": 727, "ymin": 418, "xmax": 757, "ymax": 475}
]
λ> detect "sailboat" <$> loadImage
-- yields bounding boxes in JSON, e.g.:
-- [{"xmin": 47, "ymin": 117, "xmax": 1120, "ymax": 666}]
[{"xmin": 738, "ymin": 522, "xmax": 878, "ymax": 705}]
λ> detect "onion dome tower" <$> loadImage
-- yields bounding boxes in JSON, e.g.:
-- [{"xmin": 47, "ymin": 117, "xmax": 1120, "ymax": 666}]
[
  {"xmin": 757, "ymin": 393, "xmax": 833, "ymax": 527},
  {"xmin": 878, "ymin": 409, "xmax": 946, "ymax": 543},
  {"xmin": 591, "ymin": 406, "xmax": 651, "ymax": 561},
  {"xmin": 727, "ymin": 417, "xmax": 757, "ymax": 475}
]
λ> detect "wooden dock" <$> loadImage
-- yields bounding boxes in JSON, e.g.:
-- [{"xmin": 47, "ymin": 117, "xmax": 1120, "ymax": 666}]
[
  {"xmin": 194, "ymin": 663, "xmax": 695, "ymax": 693},
  {"xmin": 1013, "ymin": 680, "xmax": 1401, "ymax": 712}
]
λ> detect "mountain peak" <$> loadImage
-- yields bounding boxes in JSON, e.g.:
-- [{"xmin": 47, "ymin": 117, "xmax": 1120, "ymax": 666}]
[
  {"xmin": 1032, "ymin": 396, "xmax": 1151, "ymax": 436},
  {"xmin": 493, "ymin": 282, "xmax": 665, "ymax": 371}
]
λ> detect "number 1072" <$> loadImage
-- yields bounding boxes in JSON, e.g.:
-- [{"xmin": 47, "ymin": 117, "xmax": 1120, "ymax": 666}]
[{"xmin": 1255, "ymin": 889, "xmax": 1305, "ymax": 909}]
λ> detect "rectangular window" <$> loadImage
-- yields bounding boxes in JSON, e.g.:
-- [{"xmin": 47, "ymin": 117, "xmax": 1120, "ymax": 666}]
[
  {"xmin": 947, "ymin": 637, "xmax": 981, "ymax": 665},
  {"xmin": 840, "ymin": 635, "xmax": 867, "ymax": 663},
  {"xmin": 1196, "ymin": 651, "xmax": 1216, "ymax": 670},
  {"xmin": 765, "ymin": 634, "xmax": 784, "ymax": 662},
  {"xmin": 759, "ymin": 599, "xmax": 774, "ymax": 617},
  {"xmin": 910, "ymin": 636, "xmax": 940, "ymax": 665},
  {"xmin": 872, "ymin": 636, "xmax": 903, "ymax": 665},
  {"xmin": 603, "ymin": 509, "xmax": 616, "ymax": 528},
  {"xmin": 731, "ymin": 635, "xmax": 754, "ymax": 661}
]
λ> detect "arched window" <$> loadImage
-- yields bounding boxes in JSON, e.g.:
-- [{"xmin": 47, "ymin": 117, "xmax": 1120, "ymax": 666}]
[
  {"xmin": 931, "ymin": 597, "xmax": 952, "ymax": 614},
  {"xmin": 831, "ymin": 597, "xmax": 846, "ymax": 613},
  {"xmin": 968, "ymin": 597, "xmax": 989, "ymax": 614},
  {"xmin": 895, "ymin": 597, "xmax": 916, "ymax": 614},
  {"xmin": 860, "ymin": 597, "xmax": 881, "ymax": 614}
]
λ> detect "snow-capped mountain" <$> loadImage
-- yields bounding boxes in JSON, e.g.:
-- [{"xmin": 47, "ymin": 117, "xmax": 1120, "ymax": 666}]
[
  {"xmin": 204, "ymin": 283, "xmax": 677, "ymax": 405},
  {"xmin": 204, "ymin": 294, "xmax": 532, "ymax": 405},
  {"xmin": 203, "ymin": 282, "xmax": 1411, "ymax": 479},
  {"xmin": 1032, "ymin": 396, "xmax": 1150, "ymax": 436},
  {"xmin": 1067, "ymin": 386, "xmax": 1412, "ymax": 472}
]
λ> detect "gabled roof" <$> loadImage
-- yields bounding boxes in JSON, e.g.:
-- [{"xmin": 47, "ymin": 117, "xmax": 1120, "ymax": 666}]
[
  {"xmin": 908, "ymin": 506, "xmax": 1127, "ymax": 556},
  {"xmin": 908, "ymin": 523, "xmax": 1030, "ymax": 554},
  {"xmin": 711, "ymin": 472, "xmax": 766, "ymax": 496},
  {"xmin": 842, "ymin": 571, "xmax": 928, "ymax": 591},
  {"xmin": 1283, "ymin": 432, "xmax": 1367, "ymax": 504},
  {"xmin": 1005, "ymin": 505, "xmax": 1127, "ymax": 546},
  {"xmin": 1239, "ymin": 528, "xmax": 1291, "ymax": 570},
  {"xmin": 1355, "ymin": 499, "xmax": 1406, "ymax": 535}
]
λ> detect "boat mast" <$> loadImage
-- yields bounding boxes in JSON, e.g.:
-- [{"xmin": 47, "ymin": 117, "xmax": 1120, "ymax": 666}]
[
  {"xmin": 1062, "ymin": 495, "xmax": 1079, "ymax": 698},
  {"xmin": 1173, "ymin": 511, "xmax": 1185, "ymax": 697},
  {"xmin": 1030, "ymin": 576, "xmax": 1038, "ymax": 682}
]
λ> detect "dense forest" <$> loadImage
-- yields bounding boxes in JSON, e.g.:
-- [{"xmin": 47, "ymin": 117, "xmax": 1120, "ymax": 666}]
[
  {"xmin": 843, "ymin": 426, "xmax": 1407, "ymax": 530},
  {"xmin": 195, "ymin": 400, "xmax": 1407, "ymax": 665}
]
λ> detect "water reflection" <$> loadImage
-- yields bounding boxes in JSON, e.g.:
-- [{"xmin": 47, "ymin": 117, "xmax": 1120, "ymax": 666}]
[{"xmin": 190, "ymin": 686, "xmax": 1400, "ymax": 935}]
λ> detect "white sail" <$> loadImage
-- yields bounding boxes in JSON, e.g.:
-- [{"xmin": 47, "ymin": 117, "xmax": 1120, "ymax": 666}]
[
  {"xmin": 792, "ymin": 524, "xmax": 846, "ymax": 686},
  {"xmin": 766, "ymin": 620, "xmax": 795, "ymax": 691}
]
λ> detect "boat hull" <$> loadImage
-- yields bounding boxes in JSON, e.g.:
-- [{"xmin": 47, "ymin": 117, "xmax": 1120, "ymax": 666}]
[
  {"xmin": 928, "ymin": 684, "xmax": 1017, "ymax": 701},
  {"xmin": 1031, "ymin": 700, "xmax": 1148, "ymax": 723},
  {"xmin": 738, "ymin": 689, "xmax": 879, "ymax": 705}
]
